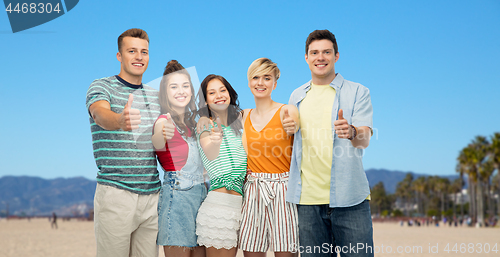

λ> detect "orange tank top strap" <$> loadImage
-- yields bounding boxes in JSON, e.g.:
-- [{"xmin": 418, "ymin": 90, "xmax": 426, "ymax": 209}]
[{"xmin": 245, "ymin": 105, "xmax": 292, "ymax": 174}]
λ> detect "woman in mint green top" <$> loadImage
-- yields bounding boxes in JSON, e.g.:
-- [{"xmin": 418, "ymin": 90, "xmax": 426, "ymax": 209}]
[
  {"xmin": 197, "ymin": 120, "xmax": 246, "ymax": 195},
  {"xmin": 195, "ymin": 74, "xmax": 246, "ymax": 257}
]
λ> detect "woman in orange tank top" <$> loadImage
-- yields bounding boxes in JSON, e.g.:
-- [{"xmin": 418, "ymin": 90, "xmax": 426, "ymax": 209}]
[{"xmin": 238, "ymin": 58, "xmax": 300, "ymax": 257}]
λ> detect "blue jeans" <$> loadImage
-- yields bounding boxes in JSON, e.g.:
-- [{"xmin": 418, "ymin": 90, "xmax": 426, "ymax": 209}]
[
  {"xmin": 157, "ymin": 136, "xmax": 207, "ymax": 247},
  {"xmin": 297, "ymin": 200, "xmax": 374, "ymax": 257},
  {"xmin": 157, "ymin": 173, "xmax": 207, "ymax": 247}
]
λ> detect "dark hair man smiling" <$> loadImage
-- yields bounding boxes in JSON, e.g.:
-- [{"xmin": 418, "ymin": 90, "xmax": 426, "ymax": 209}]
[{"xmin": 286, "ymin": 29, "xmax": 374, "ymax": 257}]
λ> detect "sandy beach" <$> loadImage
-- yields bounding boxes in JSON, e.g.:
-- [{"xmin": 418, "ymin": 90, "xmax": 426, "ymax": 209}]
[{"xmin": 1, "ymin": 218, "xmax": 498, "ymax": 257}]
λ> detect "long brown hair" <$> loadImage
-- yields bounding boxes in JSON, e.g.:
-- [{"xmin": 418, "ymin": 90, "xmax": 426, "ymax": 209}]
[
  {"xmin": 159, "ymin": 60, "xmax": 197, "ymax": 136},
  {"xmin": 197, "ymin": 74, "xmax": 243, "ymax": 135}
]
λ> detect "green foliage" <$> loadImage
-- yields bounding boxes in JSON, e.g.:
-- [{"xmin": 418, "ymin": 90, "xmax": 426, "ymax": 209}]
[
  {"xmin": 370, "ymin": 182, "xmax": 393, "ymax": 216},
  {"xmin": 463, "ymin": 203, "xmax": 470, "ymax": 215},
  {"xmin": 363, "ymin": 132, "xmax": 499, "ymax": 222},
  {"xmin": 443, "ymin": 209, "xmax": 453, "ymax": 218},
  {"xmin": 392, "ymin": 209, "xmax": 403, "ymax": 217},
  {"xmin": 427, "ymin": 209, "xmax": 439, "ymax": 217},
  {"xmin": 456, "ymin": 132, "xmax": 500, "ymax": 225}
]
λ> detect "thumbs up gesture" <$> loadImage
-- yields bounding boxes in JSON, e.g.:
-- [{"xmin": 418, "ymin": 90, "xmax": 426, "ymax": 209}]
[
  {"xmin": 281, "ymin": 108, "xmax": 297, "ymax": 135},
  {"xmin": 209, "ymin": 116, "xmax": 223, "ymax": 145},
  {"xmin": 334, "ymin": 109, "xmax": 354, "ymax": 139},
  {"xmin": 162, "ymin": 113, "xmax": 176, "ymax": 140},
  {"xmin": 119, "ymin": 94, "xmax": 141, "ymax": 131}
]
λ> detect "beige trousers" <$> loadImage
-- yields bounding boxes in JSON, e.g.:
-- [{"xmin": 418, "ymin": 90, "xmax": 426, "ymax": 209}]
[{"xmin": 94, "ymin": 184, "xmax": 159, "ymax": 257}]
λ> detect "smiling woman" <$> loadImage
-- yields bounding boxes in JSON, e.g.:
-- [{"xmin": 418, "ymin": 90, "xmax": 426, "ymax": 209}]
[
  {"xmin": 195, "ymin": 74, "xmax": 246, "ymax": 257},
  {"xmin": 157, "ymin": 60, "xmax": 197, "ymax": 137},
  {"xmin": 197, "ymin": 74, "xmax": 243, "ymax": 134},
  {"xmin": 239, "ymin": 58, "xmax": 300, "ymax": 257},
  {"xmin": 152, "ymin": 60, "xmax": 207, "ymax": 257}
]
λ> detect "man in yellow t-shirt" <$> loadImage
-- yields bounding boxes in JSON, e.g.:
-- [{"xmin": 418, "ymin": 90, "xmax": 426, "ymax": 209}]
[{"xmin": 286, "ymin": 29, "xmax": 374, "ymax": 257}]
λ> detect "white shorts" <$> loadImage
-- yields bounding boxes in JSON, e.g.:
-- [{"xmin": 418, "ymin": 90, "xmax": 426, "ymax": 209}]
[
  {"xmin": 238, "ymin": 172, "xmax": 299, "ymax": 252},
  {"xmin": 94, "ymin": 184, "xmax": 159, "ymax": 257},
  {"xmin": 196, "ymin": 191, "xmax": 243, "ymax": 249}
]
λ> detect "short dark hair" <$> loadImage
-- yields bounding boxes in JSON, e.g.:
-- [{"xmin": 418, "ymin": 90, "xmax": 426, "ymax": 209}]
[
  {"xmin": 305, "ymin": 29, "xmax": 338, "ymax": 55},
  {"xmin": 118, "ymin": 28, "xmax": 149, "ymax": 52}
]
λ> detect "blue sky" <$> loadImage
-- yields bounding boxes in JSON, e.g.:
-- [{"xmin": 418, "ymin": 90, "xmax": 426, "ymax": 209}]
[{"xmin": 0, "ymin": 0, "xmax": 499, "ymax": 180}]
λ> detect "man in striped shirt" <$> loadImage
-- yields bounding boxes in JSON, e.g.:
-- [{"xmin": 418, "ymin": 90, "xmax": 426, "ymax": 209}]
[{"xmin": 86, "ymin": 28, "xmax": 161, "ymax": 257}]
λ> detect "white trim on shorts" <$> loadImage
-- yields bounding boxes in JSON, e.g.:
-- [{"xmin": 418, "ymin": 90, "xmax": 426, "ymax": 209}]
[{"xmin": 196, "ymin": 191, "xmax": 243, "ymax": 250}]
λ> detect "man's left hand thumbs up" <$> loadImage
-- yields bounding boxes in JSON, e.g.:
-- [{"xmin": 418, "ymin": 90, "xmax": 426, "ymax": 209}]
[{"xmin": 334, "ymin": 109, "xmax": 354, "ymax": 139}]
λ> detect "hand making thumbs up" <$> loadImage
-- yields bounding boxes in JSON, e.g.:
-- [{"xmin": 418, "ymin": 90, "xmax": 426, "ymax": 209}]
[
  {"xmin": 162, "ymin": 113, "xmax": 176, "ymax": 140},
  {"xmin": 334, "ymin": 109, "xmax": 355, "ymax": 139},
  {"xmin": 120, "ymin": 94, "xmax": 141, "ymax": 131},
  {"xmin": 210, "ymin": 116, "xmax": 223, "ymax": 145},
  {"xmin": 281, "ymin": 108, "xmax": 297, "ymax": 136}
]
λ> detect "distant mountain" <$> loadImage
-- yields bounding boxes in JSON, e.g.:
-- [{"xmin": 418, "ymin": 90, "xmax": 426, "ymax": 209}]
[
  {"xmin": 0, "ymin": 176, "xmax": 95, "ymax": 217},
  {"xmin": 365, "ymin": 168, "xmax": 461, "ymax": 194},
  {"xmin": 0, "ymin": 170, "xmax": 461, "ymax": 216}
]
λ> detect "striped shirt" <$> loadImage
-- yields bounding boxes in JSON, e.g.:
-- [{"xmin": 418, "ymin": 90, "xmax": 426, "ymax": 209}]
[
  {"xmin": 86, "ymin": 76, "xmax": 161, "ymax": 195},
  {"xmin": 197, "ymin": 122, "xmax": 247, "ymax": 196}
]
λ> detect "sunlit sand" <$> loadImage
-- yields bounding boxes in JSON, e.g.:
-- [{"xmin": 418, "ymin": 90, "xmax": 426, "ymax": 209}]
[{"xmin": 0, "ymin": 218, "xmax": 498, "ymax": 256}]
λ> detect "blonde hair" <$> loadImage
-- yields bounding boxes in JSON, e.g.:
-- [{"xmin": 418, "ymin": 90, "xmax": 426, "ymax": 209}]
[{"xmin": 247, "ymin": 58, "xmax": 280, "ymax": 82}]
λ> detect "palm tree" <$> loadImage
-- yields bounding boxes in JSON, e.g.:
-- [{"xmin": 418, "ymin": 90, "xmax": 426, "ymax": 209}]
[
  {"xmin": 450, "ymin": 178, "xmax": 463, "ymax": 220},
  {"xmin": 456, "ymin": 134, "xmax": 500, "ymax": 226},
  {"xmin": 434, "ymin": 177, "xmax": 450, "ymax": 220},
  {"xmin": 412, "ymin": 176, "xmax": 427, "ymax": 216},
  {"xmin": 396, "ymin": 173, "xmax": 414, "ymax": 216},
  {"xmin": 426, "ymin": 176, "xmax": 441, "ymax": 217},
  {"xmin": 491, "ymin": 132, "xmax": 500, "ymax": 172},
  {"xmin": 371, "ymin": 182, "xmax": 390, "ymax": 217},
  {"xmin": 492, "ymin": 173, "xmax": 500, "ymax": 217},
  {"xmin": 490, "ymin": 132, "xmax": 500, "ymax": 217},
  {"xmin": 481, "ymin": 159, "xmax": 495, "ymax": 220},
  {"xmin": 455, "ymin": 162, "xmax": 466, "ymax": 219},
  {"xmin": 469, "ymin": 136, "xmax": 490, "ymax": 226},
  {"xmin": 457, "ymin": 147, "xmax": 476, "ymax": 223}
]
